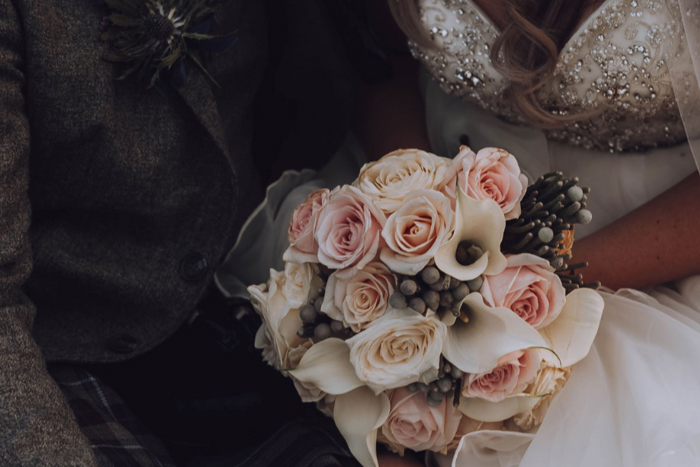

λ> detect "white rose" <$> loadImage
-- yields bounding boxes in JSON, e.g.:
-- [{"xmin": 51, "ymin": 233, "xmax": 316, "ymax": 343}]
[
  {"xmin": 321, "ymin": 262, "xmax": 397, "ymax": 332},
  {"xmin": 283, "ymin": 261, "xmax": 322, "ymax": 310},
  {"xmin": 513, "ymin": 364, "xmax": 571, "ymax": 430},
  {"xmin": 356, "ymin": 149, "xmax": 455, "ymax": 214},
  {"xmin": 250, "ymin": 270, "xmax": 314, "ymax": 371},
  {"xmin": 380, "ymin": 190, "xmax": 454, "ymax": 275},
  {"xmin": 346, "ymin": 309, "xmax": 447, "ymax": 393}
]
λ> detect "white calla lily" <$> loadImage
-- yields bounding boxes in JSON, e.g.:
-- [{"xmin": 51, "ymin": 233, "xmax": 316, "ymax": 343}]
[
  {"xmin": 448, "ymin": 430, "xmax": 534, "ymax": 467},
  {"xmin": 539, "ymin": 287, "xmax": 604, "ymax": 367},
  {"xmin": 458, "ymin": 394, "xmax": 544, "ymax": 422},
  {"xmin": 442, "ymin": 293, "xmax": 555, "ymax": 374},
  {"xmin": 333, "ymin": 386, "xmax": 390, "ymax": 467},
  {"xmin": 288, "ymin": 338, "xmax": 364, "ymax": 395},
  {"xmin": 435, "ymin": 181, "xmax": 507, "ymax": 281}
]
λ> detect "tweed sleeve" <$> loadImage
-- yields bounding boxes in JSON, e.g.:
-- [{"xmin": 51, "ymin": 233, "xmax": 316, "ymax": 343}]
[{"xmin": 0, "ymin": 1, "xmax": 97, "ymax": 465}]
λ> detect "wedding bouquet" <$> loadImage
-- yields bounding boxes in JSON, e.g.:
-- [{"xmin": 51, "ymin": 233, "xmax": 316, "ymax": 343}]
[{"xmin": 248, "ymin": 147, "xmax": 604, "ymax": 466}]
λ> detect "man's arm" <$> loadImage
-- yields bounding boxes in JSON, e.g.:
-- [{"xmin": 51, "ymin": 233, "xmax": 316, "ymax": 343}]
[{"xmin": 0, "ymin": 1, "xmax": 96, "ymax": 464}]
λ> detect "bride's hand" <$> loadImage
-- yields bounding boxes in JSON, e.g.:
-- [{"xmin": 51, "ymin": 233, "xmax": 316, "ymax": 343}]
[{"xmin": 378, "ymin": 453, "xmax": 424, "ymax": 467}]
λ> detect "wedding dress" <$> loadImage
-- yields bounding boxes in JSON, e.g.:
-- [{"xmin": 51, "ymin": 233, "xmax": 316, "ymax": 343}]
[{"xmin": 216, "ymin": 0, "xmax": 700, "ymax": 465}]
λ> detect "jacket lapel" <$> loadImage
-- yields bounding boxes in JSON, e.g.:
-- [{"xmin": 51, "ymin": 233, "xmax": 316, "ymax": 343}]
[{"xmin": 174, "ymin": 63, "xmax": 230, "ymax": 159}]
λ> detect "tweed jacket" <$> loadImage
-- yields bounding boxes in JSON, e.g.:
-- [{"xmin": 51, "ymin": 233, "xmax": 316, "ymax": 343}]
[{"xmin": 0, "ymin": 0, "xmax": 277, "ymax": 464}]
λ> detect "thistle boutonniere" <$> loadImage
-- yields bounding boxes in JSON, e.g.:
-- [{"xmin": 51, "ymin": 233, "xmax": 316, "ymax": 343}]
[{"xmin": 99, "ymin": 0, "xmax": 237, "ymax": 89}]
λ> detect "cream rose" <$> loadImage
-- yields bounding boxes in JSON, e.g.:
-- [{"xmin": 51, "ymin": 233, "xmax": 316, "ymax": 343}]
[
  {"xmin": 250, "ymin": 270, "xmax": 316, "ymax": 370},
  {"xmin": 347, "ymin": 310, "xmax": 447, "ymax": 392},
  {"xmin": 283, "ymin": 262, "xmax": 322, "ymax": 310},
  {"xmin": 356, "ymin": 149, "xmax": 455, "ymax": 214},
  {"xmin": 463, "ymin": 349, "xmax": 542, "ymax": 402},
  {"xmin": 314, "ymin": 185, "xmax": 386, "ymax": 277},
  {"xmin": 513, "ymin": 364, "xmax": 571, "ymax": 430},
  {"xmin": 445, "ymin": 146, "xmax": 527, "ymax": 220},
  {"xmin": 322, "ymin": 262, "xmax": 397, "ymax": 332},
  {"xmin": 285, "ymin": 188, "xmax": 330, "ymax": 264},
  {"xmin": 380, "ymin": 190, "xmax": 455, "ymax": 275},
  {"xmin": 481, "ymin": 254, "xmax": 566, "ymax": 329},
  {"xmin": 380, "ymin": 387, "xmax": 462, "ymax": 455}
]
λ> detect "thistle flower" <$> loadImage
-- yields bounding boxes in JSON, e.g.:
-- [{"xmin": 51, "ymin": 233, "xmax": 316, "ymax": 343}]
[{"xmin": 100, "ymin": 0, "xmax": 237, "ymax": 89}]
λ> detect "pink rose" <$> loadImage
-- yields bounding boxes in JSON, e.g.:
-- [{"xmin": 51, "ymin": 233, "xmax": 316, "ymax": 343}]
[
  {"xmin": 480, "ymin": 254, "xmax": 566, "ymax": 329},
  {"xmin": 314, "ymin": 185, "xmax": 386, "ymax": 276},
  {"xmin": 463, "ymin": 349, "xmax": 541, "ymax": 402},
  {"xmin": 444, "ymin": 146, "xmax": 527, "ymax": 220},
  {"xmin": 380, "ymin": 387, "xmax": 462, "ymax": 455},
  {"xmin": 322, "ymin": 262, "xmax": 397, "ymax": 332},
  {"xmin": 285, "ymin": 189, "xmax": 330, "ymax": 263},
  {"xmin": 380, "ymin": 190, "xmax": 454, "ymax": 275}
]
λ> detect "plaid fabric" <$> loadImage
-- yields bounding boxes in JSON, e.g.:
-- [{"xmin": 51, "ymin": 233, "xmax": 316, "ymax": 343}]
[
  {"xmin": 49, "ymin": 365, "xmax": 176, "ymax": 467},
  {"xmin": 49, "ymin": 364, "xmax": 360, "ymax": 467}
]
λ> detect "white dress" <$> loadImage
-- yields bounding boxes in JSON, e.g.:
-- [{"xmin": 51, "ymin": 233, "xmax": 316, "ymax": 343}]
[
  {"xmin": 414, "ymin": 0, "xmax": 700, "ymax": 465},
  {"xmin": 216, "ymin": 0, "xmax": 700, "ymax": 465}
]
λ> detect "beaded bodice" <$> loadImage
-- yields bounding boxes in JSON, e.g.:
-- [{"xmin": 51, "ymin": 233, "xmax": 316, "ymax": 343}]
[{"xmin": 411, "ymin": 0, "xmax": 690, "ymax": 152}]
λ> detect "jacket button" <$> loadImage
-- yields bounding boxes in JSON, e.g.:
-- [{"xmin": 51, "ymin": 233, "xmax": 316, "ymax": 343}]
[
  {"xmin": 107, "ymin": 334, "xmax": 140, "ymax": 354},
  {"xmin": 180, "ymin": 253, "xmax": 209, "ymax": 281},
  {"xmin": 459, "ymin": 134, "xmax": 470, "ymax": 146}
]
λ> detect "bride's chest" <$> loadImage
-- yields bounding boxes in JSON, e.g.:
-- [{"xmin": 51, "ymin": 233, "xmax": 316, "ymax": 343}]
[{"xmin": 412, "ymin": 0, "xmax": 689, "ymax": 152}]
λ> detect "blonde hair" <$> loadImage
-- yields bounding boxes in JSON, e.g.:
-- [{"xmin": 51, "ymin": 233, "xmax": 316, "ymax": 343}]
[{"xmin": 388, "ymin": 0, "xmax": 593, "ymax": 128}]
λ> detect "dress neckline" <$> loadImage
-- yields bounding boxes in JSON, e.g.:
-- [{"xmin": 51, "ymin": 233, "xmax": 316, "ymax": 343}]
[{"xmin": 464, "ymin": 0, "xmax": 616, "ymax": 54}]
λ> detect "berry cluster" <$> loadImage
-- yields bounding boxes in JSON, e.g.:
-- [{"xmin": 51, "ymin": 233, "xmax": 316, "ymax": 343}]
[
  {"xmin": 407, "ymin": 359, "xmax": 465, "ymax": 407},
  {"xmin": 390, "ymin": 265, "xmax": 483, "ymax": 318},
  {"xmin": 296, "ymin": 291, "xmax": 353, "ymax": 341}
]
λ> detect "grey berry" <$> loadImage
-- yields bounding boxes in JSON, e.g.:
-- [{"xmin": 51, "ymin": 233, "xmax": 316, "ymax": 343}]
[
  {"xmin": 567, "ymin": 185, "xmax": 584, "ymax": 202},
  {"xmin": 538, "ymin": 227, "xmax": 554, "ymax": 243},
  {"xmin": 417, "ymin": 382, "xmax": 431, "ymax": 392},
  {"xmin": 300, "ymin": 304, "xmax": 317, "ymax": 323},
  {"xmin": 421, "ymin": 267, "xmax": 440, "ymax": 285},
  {"xmin": 452, "ymin": 283, "xmax": 470, "ymax": 301},
  {"xmin": 389, "ymin": 291, "xmax": 407, "ymax": 309},
  {"xmin": 450, "ymin": 367, "xmax": 464, "ymax": 379},
  {"xmin": 314, "ymin": 323, "xmax": 332, "ymax": 340},
  {"xmin": 467, "ymin": 276, "xmax": 484, "ymax": 292},
  {"xmin": 330, "ymin": 320, "xmax": 345, "ymax": 333},
  {"xmin": 439, "ymin": 290, "xmax": 454, "ymax": 307},
  {"xmin": 409, "ymin": 297, "xmax": 426, "ymax": 314},
  {"xmin": 437, "ymin": 377, "xmax": 453, "ymax": 393},
  {"xmin": 407, "ymin": 383, "xmax": 420, "ymax": 393},
  {"xmin": 400, "ymin": 279, "xmax": 418, "ymax": 296},
  {"xmin": 423, "ymin": 290, "xmax": 440, "ymax": 311},
  {"xmin": 313, "ymin": 297, "xmax": 324, "ymax": 312},
  {"xmin": 576, "ymin": 209, "xmax": 593, "ymax": 225}
]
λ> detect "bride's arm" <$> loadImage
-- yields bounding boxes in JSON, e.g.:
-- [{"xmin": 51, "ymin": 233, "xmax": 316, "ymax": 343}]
[
  {"xmin": 354, "ymin": 1, "xmax": 432, "ymax": 161},
  {"xmin": 573, "ymin": 172, "xmax": 700, "ymax": 290}
]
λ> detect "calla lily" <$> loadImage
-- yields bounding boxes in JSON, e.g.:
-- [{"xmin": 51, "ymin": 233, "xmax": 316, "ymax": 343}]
[
  {"xmin": 333, "ymin": 386, "xmax": 390, "ymax": 467},
  {"xmin": 435, "ymin": 181, "xmax": 507, "ymax": 281},
  {"xmin": 454, "ymin": 289, "xmax": 604, "ymax": 423},
  {"xmin": 288, "ymin": 338, "xmax": 364, "ymax": 395},
  {"xmin": 459, "ymin": 394, "xmax": 544, "ymax": 422},
  {"xmin": 442, "ymin": 293, "xmax": 555, "ymax": 375},
  {"xmin": 539, "ymin": 287, "xmax": 604, "ymax": 367},
  {"xmin": 448, "ymin": 430, "xmax": 534, "ymax": 467}
]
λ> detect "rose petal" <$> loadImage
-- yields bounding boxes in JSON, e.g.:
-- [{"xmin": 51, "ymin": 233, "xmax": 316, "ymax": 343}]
[
  {"xmin": 435, "ymin": 182, "xmax": 507, "ymax": 281},
  {"xmin": 333, "ymin": 386, "xmax": 391, "ymax": 467},
  {"xmin": 458, "ymin": 395, "xmax": 544, "ymax": 422},
  {"xmin": 539, "ymin": 288, "xmax": 604, "ymax": 367},
  {"xmin": 289, "ymin": 338, "xmax": 364, "ymax": 395},
  {"xmin": 443, "ymin": 293, "xmax": 554, "ymax": 374}
]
